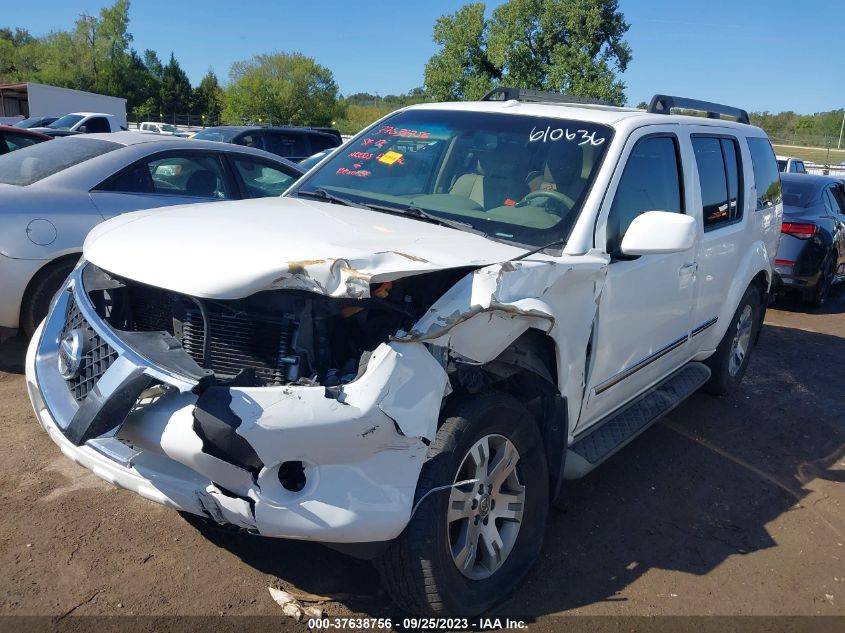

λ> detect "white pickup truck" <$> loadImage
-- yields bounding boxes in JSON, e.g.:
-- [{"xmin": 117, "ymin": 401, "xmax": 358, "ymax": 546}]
[{"xmin": 27, "ymin": 89, "xmax": 783, "ymax": 616}]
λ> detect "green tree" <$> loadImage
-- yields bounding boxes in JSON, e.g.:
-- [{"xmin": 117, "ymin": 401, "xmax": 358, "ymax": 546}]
[
  {"xmin": 192, "ymin": 69, "xmax": 224, "ymax": 120},
  {"xmin": 159, "ymin": 52, "xmax": 192, "ymax": 115},
  {"xmin": 223, "ymin": 52, "xmax": 338, "ymax": 125},
  {"xmin": 424, "ymin": 0, "xmax": 631, "ymax": 105}
]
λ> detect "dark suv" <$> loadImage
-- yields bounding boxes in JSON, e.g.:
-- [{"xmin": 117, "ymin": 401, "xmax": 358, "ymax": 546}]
[{"xmin": 191, "ymin": 126, "xmax": 341, "ymax": 162}]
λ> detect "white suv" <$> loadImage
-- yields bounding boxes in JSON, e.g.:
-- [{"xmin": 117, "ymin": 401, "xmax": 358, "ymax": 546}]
[{"xmin": 26, "ymin": 89, "xmax": 783, "ymax": 616}]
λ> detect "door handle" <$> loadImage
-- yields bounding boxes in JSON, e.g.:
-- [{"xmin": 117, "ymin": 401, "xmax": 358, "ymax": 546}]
[{"xmin": 679, "ymin": 262, "xmax": 698, "ymax": 275}]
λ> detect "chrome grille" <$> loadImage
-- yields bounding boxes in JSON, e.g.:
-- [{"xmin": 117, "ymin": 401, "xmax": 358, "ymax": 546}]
[{"xmin": 61, "ymin": 294, "xmax": 119, "ymax": 402}]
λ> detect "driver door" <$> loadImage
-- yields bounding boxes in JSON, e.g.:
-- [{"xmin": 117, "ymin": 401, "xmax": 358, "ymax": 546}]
[{"xmin": 578, "ymin": 130, "xmax": 698, "ymax": 431}]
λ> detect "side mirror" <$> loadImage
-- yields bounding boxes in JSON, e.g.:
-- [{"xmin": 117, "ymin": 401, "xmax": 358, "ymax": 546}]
[
  {"xmin": 77, "ymin": 125, "xmax": 88, "ymax": 134},
  {"xmin": 620, "ymin": 211, "xmax": 696, "ymax": 256}
]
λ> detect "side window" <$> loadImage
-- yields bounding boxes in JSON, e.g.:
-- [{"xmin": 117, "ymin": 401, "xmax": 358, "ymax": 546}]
[
  {"xmin": 85, "ymin": 117, "xmax": 111, "ymax": 133},
  {"xmin": 235, "ymin": 132, "xmax": 265, "ymax": 150},
  {"xmin": 99, "ymin": 153, "xmax": 233, "ymax": 199},
  {"xmin": 308, "ymin": 133, "xmax": 338, "ymax": 153},
  {"xmin": 794, "ymin": 161, "xmax": 806, "ymax": 174},
  {"xmin": 606, "ymin": 135, "xmax": 683, "ymax": 254},
  {"xmin": 4, "ymin": 133, "xmax": 41, "ymax": 152},
  {"xmin": 747, "ymin": 138, "xmax": 783, "ymax": 210},
  {"xmin": 831, "ymin": 185, "xmax": 845, "ymax": 214},
  {"xmin": 692, "ymin": 136, "xmax": 742, "ymax": 230},
  {"xmin": 231, "ymin": 157, "xmax": 296, "ymax": 198},
  {"xmin": 265, "ymin": 133, "xmax": 307, "ymax": 158},
  {"xmin": 823, "ymin": 188, "xmax": 840, "ymax": 215}
]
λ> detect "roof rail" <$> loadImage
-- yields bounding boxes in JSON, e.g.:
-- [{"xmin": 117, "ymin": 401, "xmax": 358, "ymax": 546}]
[
  {"xmin": 648, "ymin": 94, "xmax": 750, "ymax": 125},
  {"xmin": 480, "ymin": 87, "xmax": 614, "ymax": 107}
]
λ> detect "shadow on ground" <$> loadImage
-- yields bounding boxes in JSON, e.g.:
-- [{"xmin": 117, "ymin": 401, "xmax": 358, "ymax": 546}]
[{"xmin": 179, "ymin": 322, "xmax": 845, "ymax": 618}]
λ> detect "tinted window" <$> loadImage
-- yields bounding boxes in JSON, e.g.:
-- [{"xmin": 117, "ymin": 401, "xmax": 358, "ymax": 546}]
[
  {"xmin": 606, "ymin": 136, "xmax": 682, "ymax": 254},
  {"xmin": 776, "ymin": 159, "xmax": 786, "ymax": 172},
  {"xmin": 84, "ymin": 117, "xmax": 111, "ymax": 133},
  {"xmin": 100, "ymin": 153, "xmax": 233, "ymax": 199},
  {"xmin": 0, "ymin": 137, "xmax": 120, "ymax": 185},
  {"xmin": 232, "ymin": 157, "xmax": 296, "ymax": 197},
  {"xmin": 822, "ymin": 188, "xmax": 841, "ymax": 215},
  {"xmin": 235, "ymin": 132, "xmax": 265, "ymax": 150},
  {"xmin": 265, "ymin": 132, "xmax": 308, "ymax": 158},
  {"xmin": 794, "ymin": 161, "xmax": 806, "ymax": 174},
  {"xmin": 747, "ymin": 138, "xmax": 782, "ymax": 210},
  {"xmin": 693, "ymin": 136, "xmax": 744, "ymax": 229},
  {"xmin": 831, "ymin": 185, "xmax": 845, "ymax": 213},
  {"xmin": 308, "ymin": 133, "xmax": 340, "ymax": 153},
  {"xmin": 780, "ymin": 178, "xmax": 818, "ymax": 207},
  {"xmin": 2, "ymin": 133, "xmax": 42, "ymax": 153}
]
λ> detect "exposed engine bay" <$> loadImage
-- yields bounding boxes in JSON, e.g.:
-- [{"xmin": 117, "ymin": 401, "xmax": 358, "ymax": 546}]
[{"xmin": 81, "ymin": 263, "xmax": 474, "ymax": 388}]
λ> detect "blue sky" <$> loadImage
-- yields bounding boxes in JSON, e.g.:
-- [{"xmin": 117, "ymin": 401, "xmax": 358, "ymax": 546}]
[{"xmin": 5, "ymin": 0, "xmax": 843, "ymax": 113}]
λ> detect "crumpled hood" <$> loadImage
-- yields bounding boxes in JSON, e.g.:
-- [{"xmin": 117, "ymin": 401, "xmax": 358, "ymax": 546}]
[{"xmin": 83, "ymin": 196, "xmax": 526, "ymax": 299}]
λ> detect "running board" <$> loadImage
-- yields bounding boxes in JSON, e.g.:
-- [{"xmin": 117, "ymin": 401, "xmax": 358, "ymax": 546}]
[{"xmin": 564, "ymin": 362, "xmax": 711, "ymax": 478}]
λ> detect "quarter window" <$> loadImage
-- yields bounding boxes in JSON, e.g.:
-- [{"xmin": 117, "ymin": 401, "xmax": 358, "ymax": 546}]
[
  {"xmin": 692, "ymin": 136, "xmax": 743, "ymax": 230},
  {"xmin": 606, "ymin": 135, "xmax": 683, "ymax": 254},
  {"xmin": 746, "ymin": 137, "xmax": 782, "ymax": 210}
]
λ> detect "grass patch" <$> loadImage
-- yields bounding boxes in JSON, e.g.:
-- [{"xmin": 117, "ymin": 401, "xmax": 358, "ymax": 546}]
[{"xmin": 772, "ymin": 144, "xmax": 845, "ymax": 165}]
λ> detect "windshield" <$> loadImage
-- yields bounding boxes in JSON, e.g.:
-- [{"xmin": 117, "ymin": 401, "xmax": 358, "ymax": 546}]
[
  {"xmin": 291, "ymin": 109, "xmax": 613, "ymax": 247},
  {"xmin": 0, "ymin": 137, "xmax": 120, "ymax": 185},
  {"xmin": 48, "ymin": 114, "xmax": 85, "ymax": 130},
  {"xmin": 15, "ymin": 118, "xmax": 49, "ymax": 129},
  {"xmin": 192, "ymin": 128, "xmax": 240, "ymax": 142},
  {"xmin": 159, "ymin": 124, "xmax": 178, "ymax": 133}
]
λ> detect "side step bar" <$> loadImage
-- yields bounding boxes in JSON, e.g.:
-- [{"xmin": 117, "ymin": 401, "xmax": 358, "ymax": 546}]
[{"xmin": 564, "ymin": 362, "xmax": 711, "ymax": 479}]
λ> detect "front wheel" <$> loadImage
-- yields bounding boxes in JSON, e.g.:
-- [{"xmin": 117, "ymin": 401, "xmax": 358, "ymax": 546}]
[
  {"xmin": 704, "ymin": 285, "xmax": 761, "ymax": 396},
  {"xmin": 375, "ymin": 392, "xmax": 548, "ymax": 616}
]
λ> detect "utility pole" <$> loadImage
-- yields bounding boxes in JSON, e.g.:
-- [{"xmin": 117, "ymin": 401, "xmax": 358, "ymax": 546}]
[{"xmin": 838, "ymin": 108, "xmax": 844, "ymax": 150}]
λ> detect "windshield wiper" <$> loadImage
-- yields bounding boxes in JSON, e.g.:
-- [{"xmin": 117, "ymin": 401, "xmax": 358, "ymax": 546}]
[
  {"xmin": 511, "ymin": 238, "xmax": 567, "ymax": 261},
  {"xmin": 297, "ymin": 188, "xmax": 368, "ymax": 209},
  {"xmin": 362, "ymin": 202, "xmax": 490, "ymax": 235}
]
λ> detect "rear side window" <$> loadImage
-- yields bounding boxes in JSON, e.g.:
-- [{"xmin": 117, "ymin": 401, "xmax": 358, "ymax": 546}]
[
  {"xmin": 308, "ymin": 133, "xmax": 339, "ymax": 153},
  {"xmin": 0, "ymin": 137, "xmax": 120, "ymax": 185},
  {"xmin": 692, "ymin": 136, "xmax": 743, "ymax": 230},
  {"xmin": 606, "ymin": 135, "xmax": 683, "ymax": 254},
  {"xmin": 747, "ymin": 138, "xmax": 783, "ymax": 210},
  {"xmin": 265, "ymin": 132, "xmax": 307, "ymax": 158},
  {"xmin": 235, "ymin": 132, "xmax": 265, "ymax": 150}
]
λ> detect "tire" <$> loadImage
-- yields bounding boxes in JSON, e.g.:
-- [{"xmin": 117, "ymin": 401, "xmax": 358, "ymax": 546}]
[
  {"xmin": 703, "ymin": 285, "xmax": 762, "ymax": 396},
  {"xmin": 375, "ymin": 391, "xmax": 549, "ymax": 616},
  {"xmin": 806, "ymin": 256, "xmax": 835, "ymax": 307},
  {"xmin": 19, "ymin": 259, "xmax": 77, "ymax": 338}
]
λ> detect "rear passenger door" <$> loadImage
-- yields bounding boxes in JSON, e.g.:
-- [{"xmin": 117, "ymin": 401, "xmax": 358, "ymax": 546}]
[
  {"xmin": 582, "ymin": 130, "xmax": 696, "ymax": 429},
  {"xmin": 687, "ymin": 133, "xmax": 748, "ymax": 354}
]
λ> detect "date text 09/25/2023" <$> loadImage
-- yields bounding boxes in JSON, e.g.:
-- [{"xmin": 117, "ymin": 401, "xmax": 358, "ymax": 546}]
[{"xmin": 307, "ymin": 617, "xmax": 529, "ymax": 630}]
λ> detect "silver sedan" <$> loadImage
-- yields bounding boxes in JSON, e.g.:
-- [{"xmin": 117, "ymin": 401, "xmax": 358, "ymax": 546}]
[{"xmin": 0, "ymin": 132, "xmax": 303, "ymax": 336}]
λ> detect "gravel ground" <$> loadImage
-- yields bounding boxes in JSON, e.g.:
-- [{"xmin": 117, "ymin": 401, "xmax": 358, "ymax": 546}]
[{"xmin": 0, "ymin": 286, "xmax": 843, "ymax": 629}]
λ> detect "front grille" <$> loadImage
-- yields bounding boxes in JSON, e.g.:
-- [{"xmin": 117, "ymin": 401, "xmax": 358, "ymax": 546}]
[
  {"xmin": 62, "ymin": 294, "xmax": 119, "ymax": 402},
  {"xmin": 180, "ymin": 309, "xmax": 298, "ymax": 385}
]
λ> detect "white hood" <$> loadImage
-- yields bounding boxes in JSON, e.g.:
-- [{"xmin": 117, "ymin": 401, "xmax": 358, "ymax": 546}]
[{"xmin": 83, "ymin": 196, "xmax": 525, "ymax": 299}]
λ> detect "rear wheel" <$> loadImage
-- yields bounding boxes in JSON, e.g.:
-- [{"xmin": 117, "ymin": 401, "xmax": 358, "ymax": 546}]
[
  {"xmin": 704, "ymin": 285, "xmax": 761, "ymax": 396},
  {"xmin": 375, "ymin": 392, "xmax": 548, "ymax": 616},
  {"xmin": 19, "ymin": 259, "xmax": 77, "ymax": 338},
  {"xmin": 806, "ymin": 256, "xmax": 835, "ymax": 307}
]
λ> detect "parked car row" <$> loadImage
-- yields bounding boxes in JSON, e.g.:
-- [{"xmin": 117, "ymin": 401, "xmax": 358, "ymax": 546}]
[{"xmin": 0, "ymin": 131, "xmax": 304, "ymax": 337}]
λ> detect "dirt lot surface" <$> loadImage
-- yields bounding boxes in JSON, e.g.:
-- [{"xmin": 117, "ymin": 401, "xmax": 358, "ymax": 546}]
[{"xmin": 0, "ymin": 287, "xmax": 843, "ymax": 629}]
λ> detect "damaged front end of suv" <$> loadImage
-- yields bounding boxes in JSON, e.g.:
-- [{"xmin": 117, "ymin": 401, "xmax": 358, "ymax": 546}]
[{"xmin": 27, "ymin": 253, "xmax": 495, "ymax": 542}]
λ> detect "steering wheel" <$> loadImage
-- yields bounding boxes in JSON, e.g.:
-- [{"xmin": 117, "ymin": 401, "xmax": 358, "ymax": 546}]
[{"xmin": 519, "ymin": 189, "xmax": 576, "ymax": 212}]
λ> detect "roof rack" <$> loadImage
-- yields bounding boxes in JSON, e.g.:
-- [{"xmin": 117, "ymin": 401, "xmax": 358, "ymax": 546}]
[
  {"xmin": 480, "ymin": 87, "xmax": 614, "ymax": 107},
  {"xmin": 647, "ymin": 94, "xmax": 750, "ymax": 125}
]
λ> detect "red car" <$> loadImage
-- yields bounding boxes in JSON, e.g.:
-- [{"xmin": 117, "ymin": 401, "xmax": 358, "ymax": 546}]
[{"xmin": 0, "ymin": 125, "xmax": 52, "ymax": 155}]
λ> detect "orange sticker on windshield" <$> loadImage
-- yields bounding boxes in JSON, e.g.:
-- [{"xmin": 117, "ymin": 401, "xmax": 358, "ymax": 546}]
[{"xmin": 377, "ymin": 151, "xmax": 403, "ymax": 165}]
